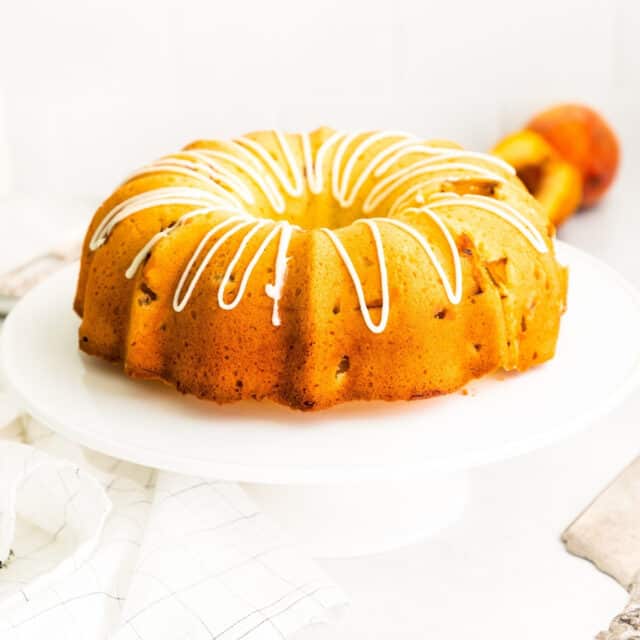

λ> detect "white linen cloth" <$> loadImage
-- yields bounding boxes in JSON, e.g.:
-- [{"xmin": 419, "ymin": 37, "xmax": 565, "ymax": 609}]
[{"xmin": 0, "ymin": 389, "xmax": 347, "ymax": 639}]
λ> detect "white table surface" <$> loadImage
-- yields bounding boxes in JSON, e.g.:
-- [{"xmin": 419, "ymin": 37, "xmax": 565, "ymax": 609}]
[{"xmin": 2, "ymin": 165, "xmax": 639, "ymax": 638}]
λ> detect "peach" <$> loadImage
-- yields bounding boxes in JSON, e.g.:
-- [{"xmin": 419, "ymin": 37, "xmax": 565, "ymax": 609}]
[
  {"xmin": 492, "ymin": 130, "xmax": 582, "ymax": 226},
  {"xmin": 527, "ymin": 104, "xmax": 620, "ymax": 207}
]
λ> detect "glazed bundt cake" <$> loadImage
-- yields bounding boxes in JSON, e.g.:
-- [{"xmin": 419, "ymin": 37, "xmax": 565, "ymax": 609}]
[{"xmin": 74, "ymin": 127, "xmax": 568, "ymax": 411}]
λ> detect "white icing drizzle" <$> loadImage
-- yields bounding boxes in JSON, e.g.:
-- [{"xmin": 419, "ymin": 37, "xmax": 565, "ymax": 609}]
[
  {"xmin": 331, "ymin": 131, "xmax": 413, "ymax": 207},
  {"xmin": 236, "ymin": 132, "xmax": 304, "ymax": 198},
  {"xmin": 379, "ymin": 210, "xmax": 463, "ymax": 304},
  {"xmin": 387, "ymin": 176, "xmax": 505, "ymax": 217},
  {"xmin": 190, "ymin": 148, "xmax": 285, "ymax": 213},
  {"xmin": 373, "ymin": 144, "xmax": 516, "ymax": 178},
  {"xmin": 171, "ymin": 216, "xmax": 297, "ymax": 324},
  {"xmin": 90, "ymin": 128, "xmax": 549, "ymax": 332},
  {"xmin": 173, "ymin": 217, "xmax": 254, "ymax": 312},
  {"xmin": 217, "ymin": 220, "xmax": 272, "ymax": 309},
  {"xmin": 89, "ymin": 187, "xmax": 239, "ymax": 251},
  {"xmin": 124, "ymin": 206, "xmax": 245, "ymax": 279},
  {"xmin": 124, "ymin": 154, "xmax": 249, "ymax": 209},
  {"xmin": 321, "ymin": 220, "xmax": 390, "ymax": 334},
  {"xmin": 265, "ymin": 223, "xmax": 294, "ymax": 326},
  {"xmin": 429, "ymin": 193, "xmax": 548, "ymax": 253},
  {"xmin": 364, "ymin": 160, "xmax": 506, "ymax": 214},
  {"xmin": 301, "ymin": 131, "xmax": 345, "ymax": 194},
  {"xmin": 388, "ymin": 180, "xmax": 447, "ymax": 213}
]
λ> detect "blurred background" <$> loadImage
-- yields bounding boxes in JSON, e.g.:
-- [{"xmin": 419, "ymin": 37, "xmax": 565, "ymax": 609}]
[{"xmin": 0, "ymin": 0, "xmax": 636, "ymax": 199}]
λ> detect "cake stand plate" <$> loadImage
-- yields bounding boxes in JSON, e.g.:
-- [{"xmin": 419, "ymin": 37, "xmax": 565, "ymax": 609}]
[{"xmin": 3, "ymin": 241, "xmax": 640, "ymax": 557}]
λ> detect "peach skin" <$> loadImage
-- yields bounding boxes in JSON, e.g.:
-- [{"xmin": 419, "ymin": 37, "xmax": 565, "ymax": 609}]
[{"xmin": 528, "ymin": 103, "xmax": 620, "ymax": 208}]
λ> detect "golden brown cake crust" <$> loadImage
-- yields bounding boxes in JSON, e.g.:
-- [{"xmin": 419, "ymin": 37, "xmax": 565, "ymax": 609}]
[{"xmin": 75, "ymin": 128, "xmax": 567, "ymax": 411}]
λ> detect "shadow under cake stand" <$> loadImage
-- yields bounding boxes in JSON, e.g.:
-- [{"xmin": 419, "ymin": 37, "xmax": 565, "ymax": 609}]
[{"xmin": 3, "ymin": 241, "xmax": 640, "ymax": 558}]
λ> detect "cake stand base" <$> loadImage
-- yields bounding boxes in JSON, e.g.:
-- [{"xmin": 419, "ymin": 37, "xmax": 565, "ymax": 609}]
[{"xmin": 244, "ymin": 470, "xmax": 469, "ymax": 558}]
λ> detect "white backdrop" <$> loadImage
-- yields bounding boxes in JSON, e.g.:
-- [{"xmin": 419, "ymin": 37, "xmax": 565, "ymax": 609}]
[{"xmin": 0, "ymin": 0, "xmax": 637, "ymax": 199}]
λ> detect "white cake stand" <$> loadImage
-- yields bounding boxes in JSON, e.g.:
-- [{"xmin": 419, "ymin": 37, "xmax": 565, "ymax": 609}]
[{"xmin": 3, "ymin": 242, "xmax": 640, "ymax": 557}]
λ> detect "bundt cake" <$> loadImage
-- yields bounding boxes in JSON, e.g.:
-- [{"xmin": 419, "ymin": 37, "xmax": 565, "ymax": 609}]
[{"xmin": 74, "ymin": 127, "xmax": 568, "ymax": 411}]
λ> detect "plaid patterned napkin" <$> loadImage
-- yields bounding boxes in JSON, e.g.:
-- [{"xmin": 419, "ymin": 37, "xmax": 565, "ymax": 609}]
[{"xmin": 0, "ymin": 395, "xmax": 347, "ymax": 639}]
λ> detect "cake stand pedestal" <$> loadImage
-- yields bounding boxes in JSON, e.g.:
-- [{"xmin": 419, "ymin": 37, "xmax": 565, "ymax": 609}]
[
  {"xmin": 3, "ymin": 242, "xmax": 640, "ymax": 558},
  {"xmin": 244, "ymin": 471, "xmax": 469, "ymax": 557}
]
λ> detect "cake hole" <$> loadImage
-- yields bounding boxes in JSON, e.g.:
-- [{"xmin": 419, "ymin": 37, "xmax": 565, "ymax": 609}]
[
  {"xmin": 336, "ymin": 355, "xmax": 350, "ymax": 378},
  {"xmin": 521, "ymin": 315, "xmax": 527, "ymax": 332},
  {"xmin": 485, "ymin": 257, "xmax": 508, "ymax": 287},
  {"xmin": 434, "ymin": 309, "xmax": 447, "ymax": 319},
  {"xmin": 443, "ymin": 178, "xmax": 499, "ymax": 197},
  {"xmin": 457, "ymin": 234, "xmax": 474, "ymax": 257},
  {"xmin": 235, "ymin": 379, "xmax": 243, "ymax": 388},
  {"xmin": 140, "ymin": 282, "xmax": 157, "ymax": 300},
  {"xmin": 332, "ymin": 303, "xmax": 341, "ymax": 314},
  {"xmin": 474, "ymin": 343, "xmax": 482, "ymax": 352},
  {"xmin": 138, "ymin": 282, "xmax": 158, "ymax": 305}
]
